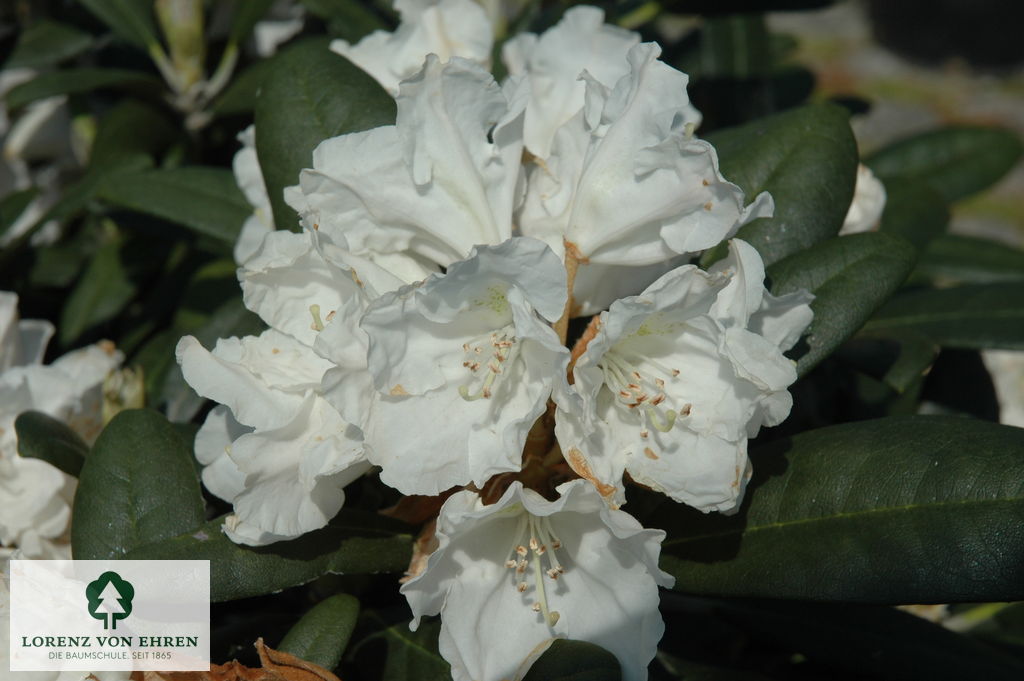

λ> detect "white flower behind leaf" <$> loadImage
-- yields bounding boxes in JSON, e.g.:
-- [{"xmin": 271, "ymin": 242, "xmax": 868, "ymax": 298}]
[
  {"xmin": 519, "ymin": 43, "xmax": 771, "ymax": 268},
  {"xmin": 330, "ymin": 0, "xmax": 493, "ymax": 96},
  {"xmin": 291, "ymin": 55, "xmax": 525, "ymax": 268},
  {"xmin": 555, "ymin": 241, "xmax": 812, "ymax": 511},
  {"xmin": 839, "ymin": 163, "xmax": 887, "ymax": 235},
  {"xmin": 357, "ymin": 238, "xmax": 569, "ymax": 495},
  {"xmin": 0, "ymin": 292, "xmax": 122, "ymax": 559},
  {"xmin": 231, "ymin": 125, "xmax": 274, "ymax": 265},
  {"xmin": 402, "ymin": 479, "xmax": 673, "ymax": 681}
]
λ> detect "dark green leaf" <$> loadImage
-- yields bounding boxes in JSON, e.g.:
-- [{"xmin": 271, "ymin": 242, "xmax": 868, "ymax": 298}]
[
  {"xmin": 72, "ymin": 409, "xmax": 205, "ymax": 559},
  {"xmin": 0, "ymin": 188, "xmax": 38, "ymax": 242},
  {"xmin": 867, "ymin": 127, "xmax": 1023, "ymax": 203},
  {"xmin": 877, "ymin": 177, "xmax": 949, "ymax": 251},
  {"xmin": 4, "ymin": 68, "xmax": 162, "ymax": 110},
  {"xmin": 255, "ymin": 39, "xmax": 395, "ymax": 229},
  {"xmin": 864, "ymin": 283, "xmax": 1024, "ymax": 350},
  {"xmin": 125, "ymin": 511, "xmax": 413, "ymax": 601},
  {"xmin": 160, "ymin": 296, "xmax": 265, "ymax": 422},
  {"xmin": 349, "ymin": 615, "xmax": 449, "ymax": 681},
  {"xmin": 14, "ymin": 411, "xmax": 89, "ymax": 477},
  {"xmin": 279, "ymin": 594, "xmax": 360, "ymax": 670},
  {"xmin": 79, "ymin": 0, "xmax": 160, "ymax": 49},
  {"xmin": 702, "ymin": 103, "xmax": 858, "ymax": 266},
  {"xmin": 58, "ymin": 239, "xmax": 136, "ymax": 347},
  {"xmin": 767, "ymin": 231, "xmax": 916, "ymax": 375},
  {"xmin": 523, "ymin": 640, "xmax": 621, "ymax": 681},
  {"xmin": 697, "ymin": 14, "xmax": 772, "ymax": 79},
  {"xmin": 653, "ymin": 415, "xmax": 1024, "ymax": 602},
  {"xmin": 229, "ymin": 0, "xmax": 277, "ymax": 45},
  {"xmin": 211, "ymin": 60, "xmax": 272, "ymax": 117},
  {"xmin": 6, "ymin": 20, "xmax": 93, "ymax": 68},
  {"xmin": 915, "ymin": 234, "xmax": 1024, "ymax": 285},
  {"xmin": 91, "ymin": 100, "xmax": 177, "ymax": 167},
  {"xmin": 98, "ymin": 167, "xmax": 250, "ymax": 243}
]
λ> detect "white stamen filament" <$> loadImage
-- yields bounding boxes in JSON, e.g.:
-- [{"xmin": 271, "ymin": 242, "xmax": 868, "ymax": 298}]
[
  {"xmin": 599, "ymin": 349, "xmax": 680, "ymax": 435},
  {"xmin": 459, "ymin": 328, "xmax": 518, "ymax": 401},
  {"xmin": 504, "ymin": 512, "xmax": 565, "ymax": 628}
]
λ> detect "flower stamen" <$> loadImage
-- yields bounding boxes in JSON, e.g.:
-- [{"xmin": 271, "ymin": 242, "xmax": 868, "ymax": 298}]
[{"xmin": 458, "ymin": 328, "xmax": 518, "ymax": 401}]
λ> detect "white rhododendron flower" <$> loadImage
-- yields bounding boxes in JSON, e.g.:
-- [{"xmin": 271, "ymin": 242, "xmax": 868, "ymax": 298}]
[
  {"xmin": 555, "ymin": 241, "xmax": 812, "ymax": 511},
  {"xmin": 502, "ymin": 5, "xmax": 640, "ymax": 159},
  {"xmin": 402, "ymin": 480, "xmax": 673, "ymax": 681},
  {"xmin": 0, "ymin": 292, "xmax": 122, "ymax": 559},
  {"xmin": 330, "ymin": 0, "xmax": 492, "ymax": 96},
  {"xmin": 518, "ymin": 43, "xmax": 771, "ymax": 268},
  {"xmin": 292, "ymin": 56, "xmax": 525, "ymax": 268},
  {"xmin": 231, "ymin": 125, "xmax": 274, "ymax": 265},
  {"xmin": 358, "ymin": 238, "xmax": 570, "ymax": 495},
  {"xmin": 839, "ymin": 163, "xmax": 887, "ymax": 235},
  {"xmin": 177, "ymin": 229, "xmax": 383, "ymax": 545},
  {"xmin": 982, "ymin": 350, "xmax": 1024, "ymax": 428}
]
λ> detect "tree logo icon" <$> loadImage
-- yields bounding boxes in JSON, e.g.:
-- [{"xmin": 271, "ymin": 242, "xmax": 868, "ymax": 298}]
[{"xmin": 85, "ymin": 571, "xmax": 135, "ymax": 630}]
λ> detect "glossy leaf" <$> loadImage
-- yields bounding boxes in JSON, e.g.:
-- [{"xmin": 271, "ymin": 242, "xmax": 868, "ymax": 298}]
[
  {"xmin": 255, "ymin": 39, "xmax": 395, "ymax": 228},
  {"xmin": 702, "ymin": 103, "xmax": 858, "ymax": 266},
  {"xmin": 279, "ymin": 594, "xmax": 360, "ymax": 670},
  {"xmin": 14, "ymin": 411, "xmax": 89, "ymax": 477},
  {"xmin": 58, "ymin": 239, "xmax": 136, "ymax": 347},
  {"xmin": 349, "ymin": 616, "xmax": 450, "ymax": 681},
  {"xmin": 90, "ymin": 100, "xmax": 177, "ymax": 167},
  {"xmin": 211, "ymin": 60, "xmax": 272, "ymax": 117},
  {"xmin": 864, "ymin": 283, "xmax": 1024, "ymax": 350},
  {"xmin": 79, "ymin": 0, "xmax": 160, "ymax": 49},
  {"xmin": 72, "ymin": 409, "xmax": 205, "ymax": 559},
  {"xmin": 877, "ymin": 177, "xmax": 949, "ymax": 251},
  {"xmin": 229, "ymin": 0, "xmax": 276, "ymax": 44},
  {"xmin": 652, "ymin": 415, "xmax": 1024, "ymax": 603},
  {"xmin": 767, "ymin": 231, "xmax": 916, "ymax": 375},
  {"xmin": 867, "ymin": 126, "xmax": 1024, "ymax": 203},
  {"xmin": 125, "ymin": 511, "xmax": 413, "ymax": 601},
  {"xmin": 915, "ymin": 234, "xmax": 1024, "ymax": 284},
  {"xmin": 4, "ymin": 68, "xmax": 161, "ymax": 110},
  {"xmin": 523, "ymin": 640, "xmax": 621, "ymax": 681},
  {"xmin": 6, "ymin": 20, "xmax": 93, "ymax": 68},
  {"xmin": 0, "ymin": 188, "xmax": 38, "ymax": 241},
  {"xmin": 98, "ymin": 167, "xmax": 250, "ymax": 243}
]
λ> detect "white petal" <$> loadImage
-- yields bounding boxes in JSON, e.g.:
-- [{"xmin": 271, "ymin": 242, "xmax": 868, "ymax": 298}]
[
  {"xmin": 840, "ymin": 164, "xmax": 886, "ymax": 235},
  {"xmin": 195, "ymin": 405, "xmax": 250, "ymax": 503},
  {"xmin": 502, "ymin": 6, "xmax": 639, "ymax": 158},
  {"xmin": 330, "ymin": 0, "xmax": 493, "ymax": 96},
  {"xmin": 296, "ymin": 57, "xmax": 523, "ymax": 267}
]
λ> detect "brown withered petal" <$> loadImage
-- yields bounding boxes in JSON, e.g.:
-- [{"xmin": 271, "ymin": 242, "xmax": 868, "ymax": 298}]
[{"xmin": 137, "ymin": 639, "xmax": 341, "ymax": 681}]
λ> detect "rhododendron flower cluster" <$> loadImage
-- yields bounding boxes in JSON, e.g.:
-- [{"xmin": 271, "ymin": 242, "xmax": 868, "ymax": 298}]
[{"xmin": 178, "ymin": 6, "xmax": 813, "ymax": 680}]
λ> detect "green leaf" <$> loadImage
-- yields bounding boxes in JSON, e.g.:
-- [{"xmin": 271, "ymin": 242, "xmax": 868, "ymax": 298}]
[
  {"xmin": 864, "ymin": 283, "xmax": 1024, "ymax": 350},
  {"xmin": 278, "ymin": 594, "xmax": 360, "ymax": 670},
  {"xmin": 349, "ymin": 615, "xmax": 450, "ymax": 681},
  {"xmin": 4, "ymin": 68, "xmax": 162, "ymax": 110},
  {"xmin": 14, "ymin": 411, "xmax": 89, "ymax": 477},
  {"xmin": 58, "ymin": 239, "xmax": 136, "ymax": 347},
  {"xmin": 653, "ymin": 415, "xmax": 1024, "ymax": 602},
  {"xmin": 229, "ymin": 0, "xmax": 277, "ymax": 44},
  {"xmin": 767, "ymin": 231, "xmax": 916, "ymax": 376},
  {"xmin": 6, "ymin": 20, "xmax": 94, "ymax": 68},
  {"xmin": 867, "ymin": 127, "xmax": 1024, "ymax": 203},
  {"xmin": 211, "ymin": 59, "xmax": 272, "ymax": 117},
  {"xmin": 72, "ymin": 409, "xmax": 205, "ymax": 559},
  {"xmin": 876, "ymin": 177, "xmax": 949, "ymax": 251},
  {"xmin": 79, "ymin": 0, "xmax": 160, "ymax": 50},
  {"xmin": 90, "ymin": 100, "xmax": 178, "ymax": 168},
  {"xmin": 0, "ymin": 188, "xmax": 39, "ymax": 242},
  {"xmin": 697, "ymin": 14, "xmax": 772, "ymax": 79},
  {"xmin": 98, "ymin": 167, "xmax": 250, "ymax": 243},
  {"xmin": 915, "ymin": 234, "xmax": 1024, "ymax": 285},
  {"xmin": 255, "ymin": 39, "xmax": 396, "ymax": 229},
  {"xmin": 125, "ymin": 511, "xmax": 413, "ymax": 601},
  {"xmin": 523, "ymin": 640, "xmax": 622, "ymax": 681},
  {"xmin": 702, "ymin": 103, "xmax": 858, "ymax": 266}
]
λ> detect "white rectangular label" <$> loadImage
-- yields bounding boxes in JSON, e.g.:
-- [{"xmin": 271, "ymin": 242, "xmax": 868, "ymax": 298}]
[{"xmin": 8, "ymin": 560, "xmax": 210, "ymax": 671}]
